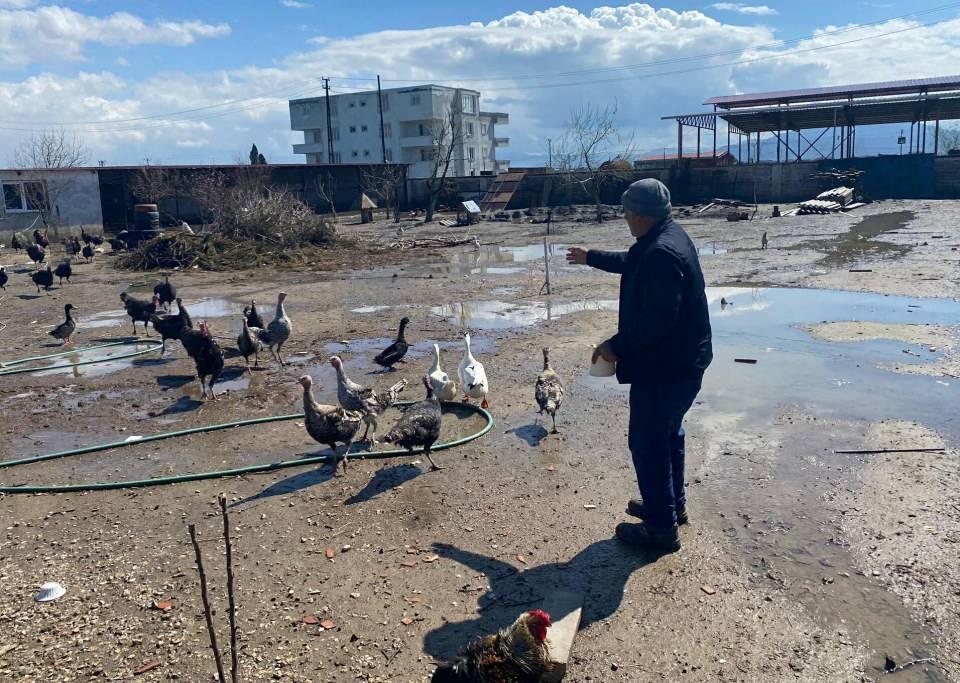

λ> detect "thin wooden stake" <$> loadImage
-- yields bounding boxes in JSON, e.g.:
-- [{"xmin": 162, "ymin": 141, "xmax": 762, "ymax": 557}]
[
  {"xmin": 833, "ymin": 447, "xmax": 945, "ymax": 455},
  {"xmin": 219, "ymin": 495, "xmax": 240, "ymax": 683},
  {"xmin": 189, "ymin": 523, "xmax": 227, "ymax": 683},
  {"xmin": 543, "ymin": 237, "xmax": 552, "ymax": 295}
]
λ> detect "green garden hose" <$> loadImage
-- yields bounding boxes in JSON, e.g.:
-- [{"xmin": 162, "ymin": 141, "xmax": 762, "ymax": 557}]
[
  {"xmin": 0, "ymin": 340, "xmax": 163, "ymax": 377},
  {"xmin": 0, "ymin": 402, "xmax": 494, "ymax": 494}
]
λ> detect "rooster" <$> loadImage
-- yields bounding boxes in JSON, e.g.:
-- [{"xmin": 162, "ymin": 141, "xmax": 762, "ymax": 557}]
[
  {"xmin": 181, "ymin": 321, "xmax": 224, "ymax": 400},
  {"xmin": 432, "ymin": 610, "xmax": 553, "ymax": 682},
  {"xmin": 330, "ymin": 355, "xmax": 406, "ymax": 444}
]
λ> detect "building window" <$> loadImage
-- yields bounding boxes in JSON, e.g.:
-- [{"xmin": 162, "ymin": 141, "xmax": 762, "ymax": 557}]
[
  {"xmin": 363, "ymin": 149, "xmax": 371, "ymax": 157},
  {"xmin": 411, "ymin": 94, "xmax": 421, "ymax": 105},
  {"xmin": 383, "ymin": 122, "xmax": 392, "ymax": 138},
  {"xmin": 468, "ymin": 147, "xmax": 476, "ymax": 161},
  {"xmin": 461, "ymin": 94, "xmax": 477, "ymax": 113},
  {"xmin": 361, "ymin": 124, "xmax": 368, "ymax": 132},
  {"xmin": 381, "ymin": 94, "xmax": 389, "ymax": 112},
  {"xmin": 349, "ymin": 101, "xmax": 356, "ymax": 108},
  {"xmin": 3, "ymin": 181, "xmax": 47, "ymax": 212},
  {"xmin": 385, "ymin": 148, "xmax": 393, "ymax": 162},
  {"xmin": 332, "ymin": 126, "xmax": 340, "ymax": 142},
  {"xmin": 420, "ymin": 148, "xmax": 435, "ymax": 162},
  {"xmin": 359, "ymin": 99, "xmax": 367, "ymax": 107},
  {"xmin": 349, "ymin": 125, "xmax": 357, "ymax": 133},
  {"xmin": 482, "ymin": 147, "xmax": 488, "ymax": 157},
  {"xmin": 352, "ymin": 150, "xmax": 359, "ymax": 158},
  {"xmin": 481, "ymin": 123, "xmax": 488, "ymax": 136},
  {"xmin": 330, "ymin": 100, "xmax": 338, "ymax": 115},
  {"xmin": 418, "ymin": 123, "xmax": 427, "ymax": 136},
  {"xmin": 466, "ymin": 122, "xmax": 474, "ymax": 138},
  {"xmin": 333, "ymin": 152, "xmax": 342, "ymax": 163}
]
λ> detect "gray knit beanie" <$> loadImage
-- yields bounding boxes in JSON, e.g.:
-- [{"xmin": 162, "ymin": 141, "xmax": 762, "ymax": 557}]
[{"xmin": 621, "ymin": 178, "xmax": 672, "ymax": 219}]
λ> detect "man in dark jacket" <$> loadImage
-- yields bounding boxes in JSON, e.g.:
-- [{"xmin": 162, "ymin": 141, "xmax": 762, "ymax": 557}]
[{"xmin": 568, "ymin": 178, "xmax": 712, "ymax": 552}]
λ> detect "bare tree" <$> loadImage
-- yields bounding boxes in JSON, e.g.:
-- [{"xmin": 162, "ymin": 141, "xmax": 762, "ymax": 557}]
[
  {"xmin": 129, "ymin": 166, "xmax": 178, "ymax": 205},
  {"xmin": 314, "ymin": 171, "xmax": 338, "ymax": 223},
  {"xmin": 12, "ymin": 129, "xmax": 89, "ymax": 169},
  {"xmin": 554, "ymin": 101, "xmax": 637, "ymax": 222},
  {"xmin": 360, "ymin": 164, "xmax": 407, "ymax": 223},
  {"xmin": 10, "ymin": 129, "xmax": 91, "ymax": 227},
  {"xmin": 938, "ymin": 125, "xmax": 960, "ymax": 155},
  {"xmin": 423, "ymin": 103, "xmax": 463, "ymax": 223}
]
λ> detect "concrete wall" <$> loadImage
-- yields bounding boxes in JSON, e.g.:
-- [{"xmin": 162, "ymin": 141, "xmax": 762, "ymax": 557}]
[{"xmin": 1, "ymin": 168, "xmax": 103, "ymax": 241}]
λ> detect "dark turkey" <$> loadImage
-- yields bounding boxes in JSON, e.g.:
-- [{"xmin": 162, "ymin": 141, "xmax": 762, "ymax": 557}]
[
  {"xmin": 153, "ymin": 275, "xmax": 176, "ymax": 310},
  {"xmin": 299, "ymin": 374, "xmax": 364, "ymax": 475},
  {"xmin": 81, "ymin": 227, "xmax": 103, "ymax": 246},
  {"xmin": 237, "ymin": 318, "xmax": 263, "ymax": 371},
  {"xmin": 120, "ymin": 292, "xmax": 157, "ymax": 335},
  {"xmin": 33, "ymin": 229, "xmax": 49, "ymax": 248},
  {"xmin": 68, "ymin": 237, "xmax": 82, "ymax": 256},
  {"xmin": 0, "ymin": 266, "xmax": 7, "ymax": 290},
  {"xmin": 31, "ymin": 265, "xmax": 54, "ymax": 293},
  {"xmin": 26, "ymin": 243, "xmax": 45, "ymax": 267},
  {"xmin": 150, "ymin": 298, "xmax": 193, "ymax": 354},
  {"xmin": 373, "ymin": 316, "xmax": 410, "ymax": 370},
  {"xmin": 11, "ymin": 232, "xmax": 25, "ymax": 253},
  {"xmin": 244, "ymin": 300, "xmax": 265, "ymax": 329},
  {"xmin": 49, "ymin": 304, "xmax": 77, "ymax": 346},
  {"xmin": 81, "ymin": 244, "xmax": 94, "ymax": 263},
  {"xmin": 381, "ymin": 376, "xmax": 443, "ymax": 471},
  {"xmin": 54, "ymin": 260, "xmax": 72, "ymax": 285},
  {"xmin": 180, "ymin": 321, "xmax": 224, "ymax": 400}
]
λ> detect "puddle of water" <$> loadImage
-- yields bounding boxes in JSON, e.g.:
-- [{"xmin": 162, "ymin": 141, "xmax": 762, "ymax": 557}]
[
  {"xmin": 697, "ymin": 242, "xmax": 728, "ymax": 256},
  {"xmin": 429, "ymin": 242, "xmax": 570, "ymax": 277},
  {"xmin": 351, "ymin": 305, "xmax": 391, "ymax": 314},
  {"xmin": 85, "ymin": 297, "xmax": 248, "ymax": 328},
  {"xmin": 29, "ymin": 343, "xmax": 163, "ymax": 378},
  {"xmin": 431, "ymin": 299, "xmax": 618, "ymax": 330},
  {"xmin": 811, "ymin": 211, "xmax": 914, "ymax": 267}
]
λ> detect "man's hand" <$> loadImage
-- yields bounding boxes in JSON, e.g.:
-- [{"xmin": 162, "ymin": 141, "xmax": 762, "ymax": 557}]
[
  {"xmin": 566, "ymin": 247, "xmax": 589, "ymax": 265},
  {"xmin": 592, "ymin": 340, "xmax": 619, "ymax": 364}
]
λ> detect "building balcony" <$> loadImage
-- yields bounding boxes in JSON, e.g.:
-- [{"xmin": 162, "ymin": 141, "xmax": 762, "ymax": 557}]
[
  {"xmin": 482, "ymin": 112, "xmax": 509, "ymax": 125},
  {"xmin": 493, "ymin": 137, "xmax": 509, "ymax": 147},
  {"xmin": 293, "ymin": 142, "xmax": 326, "ymax": 155},
  {"xmin": 399, "ymin": 135, "xmax": 436, "ymax": 148}
]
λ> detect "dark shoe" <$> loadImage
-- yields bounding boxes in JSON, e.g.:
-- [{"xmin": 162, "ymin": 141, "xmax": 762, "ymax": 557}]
[
  {"xmin": 615, "ymin": 522, "xmax": 681, "ymax": 553},
  {"xmin": 627, "ymin": 499, "xmax": 689, "ymax": 526}
]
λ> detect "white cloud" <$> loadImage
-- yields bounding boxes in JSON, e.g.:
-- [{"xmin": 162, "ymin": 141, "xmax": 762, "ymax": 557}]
[
  {"xmin": 1, "ymin": 4, "xmax": 959, "ymax": 166},
  {"xmin": 0, "ymin": 5, "xmax": 229, "ymax": 68},
  {"xmin": 115, "ymin": 56, "xmax": 129, "ymax": 67},
  {"xmin": 280, "ymin": 0, "xmax": 312, "ymax": 7},
  {"xmin": 0, "ymin": 0, "xmax": 37, "ymax": 7},
  {"xmin": 711, "ymin": 3, "xmax": 779, "ymax": 16}
]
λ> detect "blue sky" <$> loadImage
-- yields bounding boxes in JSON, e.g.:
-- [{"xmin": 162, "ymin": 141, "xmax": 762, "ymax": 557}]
[{"xmin": 2, "ymin": 1, "xmax": 959, "ymax": 166}]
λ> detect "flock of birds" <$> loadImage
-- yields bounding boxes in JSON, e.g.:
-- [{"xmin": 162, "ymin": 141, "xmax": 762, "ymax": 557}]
[{"xmin": 1, "ymin": 228, "xmax": 125, "ymax": 295}]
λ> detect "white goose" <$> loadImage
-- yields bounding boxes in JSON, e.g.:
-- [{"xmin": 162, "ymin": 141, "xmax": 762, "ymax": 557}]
[
  {"xmin": 429, "ymin": 343, "xmax": 458, "ymax": 401},
  {"xmin": 458, "ymin": 333, "xmax": 489, "ymax": 408}
]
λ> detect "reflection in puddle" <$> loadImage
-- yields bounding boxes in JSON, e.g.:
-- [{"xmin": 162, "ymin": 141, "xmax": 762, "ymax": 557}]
[
  {"xmin": 698, "ymin": 243, "xmax": 728, "ymax": 256},
  {"xmin": 352, "ymin": 305, "xmax": 391, "ymax": 314},
  {"xmin": 431, "ymin": 299, "xmax": 618, "ymax": 329},
  {"xmin": 433, "ymin": 242, "xmax": 569, "ymax": 277},
  {"xmin": 84, "ymin": 297, "xmax": 248, "ymax": 329},
  {"xmin": 28, "ymin": 343, "xmax": 162, "ymax": 378}
]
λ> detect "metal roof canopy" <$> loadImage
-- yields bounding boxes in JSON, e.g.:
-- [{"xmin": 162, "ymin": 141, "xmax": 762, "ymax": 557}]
[
  {"xmin": 705, "ymin": 74, "xmax": 960, "ymax": 109},
  {"xmin": 664, "ymin": 94, "xmax": 960, "ymax": 135}
]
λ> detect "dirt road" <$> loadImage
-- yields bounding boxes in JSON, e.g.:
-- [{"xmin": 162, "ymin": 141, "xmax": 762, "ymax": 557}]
[{"xmin": 1, "ymin": 201, "xmax": 958, "ymax": 681}]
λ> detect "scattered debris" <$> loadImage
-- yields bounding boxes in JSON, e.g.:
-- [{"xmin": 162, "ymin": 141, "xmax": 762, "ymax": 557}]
[
  {"xmin": 700, "ymin": 585, "xmax": 717, "ymax": 596},
  {"xmin": 133, "ymin": 660, "xmax": 162, "ymax": 676},
  {"xmin": 833, "ymin": 447, "xmax": 946, "ymax": 455},
  {"xmin": 734, "ymin": 358, "xmax": 758, "ymax": 364},
  {"xmin": 34, "ymin": 581, "xmax": 66, "ymax": 603}
]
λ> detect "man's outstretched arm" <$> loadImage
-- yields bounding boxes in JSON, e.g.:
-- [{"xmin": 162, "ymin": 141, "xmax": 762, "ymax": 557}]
[{"xmin": 567, "ymin": 247, "xmax": 628, "ymax": 273}]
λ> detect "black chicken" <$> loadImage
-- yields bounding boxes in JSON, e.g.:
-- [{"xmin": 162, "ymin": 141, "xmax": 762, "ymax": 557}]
[
  {"xmin": 180, "ymin": 321, "xmax": 224, "ymax": 400},
  {"xmin": 49, "ymin": 304, "xmax": 77, "ymax": 346},
  {"xmin": 11, "ymin": 232, "xmax": 25, "ymax": 253},
  {"xmin": 31, "ymin": 266, "xmax": 54, "ymax": 293},
  {"xmin": 68, "ymin": 236, "xmax": 82, "ymax": 256},
  {"xmin": 81, "ymin": 227, "xmax": 103, "ymax": 246},
  {"xmin": 244, "ymin": 300, "xmax": 265, "ymax": 329},
  {"xmin": 381, "ymin": 375, "xmax": 443, "ymax": 471},
  {"xmin": 54, "ymin": 260, "xmax": 72, "ymax": 285},
  {"xmin": 26, "ymin": 243, "xmax": 45, "ymax": 267},
  {"xmin": 153, "ymin": 275, "xmax": 177, "ymax": 310},
  {"xmin": 374, "ymin": 316, "xmax": 411, "ymax": 370},
  {"xmin": 0, "ymin": 266, "xmax": 7, "ymax": 290},
  {"xmin": 108, "ymin": 236, "xmax": 127, "ymax": 252},
  {"xmin": 33, "ymin": 229, "xmax": 49, "ymax": 248},
  {"xmin": 81, "ymin": 244, "xmax": 94, "ymax": 263},
  {"xmin": 120, "ymin": 292, "xmax": 157, "ymax": 335},
  {"xmin": 150, "ymin": 298, "xmax": 193, "ymax": 354}
]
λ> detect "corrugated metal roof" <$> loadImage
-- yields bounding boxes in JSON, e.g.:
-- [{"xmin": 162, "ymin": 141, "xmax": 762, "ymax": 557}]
[{"xmin": 706, "ymin": 75, "xmax": 960, "ymax": 108}]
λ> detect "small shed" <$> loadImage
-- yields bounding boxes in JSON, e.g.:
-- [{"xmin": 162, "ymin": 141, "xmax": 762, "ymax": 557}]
[
  {"xmin": 458, "ymin": 200, "xmax": 481, "ymax": 226},
  {"xmin": 360, "ymin": 193, "xmax": 378, "ymax": 223}
]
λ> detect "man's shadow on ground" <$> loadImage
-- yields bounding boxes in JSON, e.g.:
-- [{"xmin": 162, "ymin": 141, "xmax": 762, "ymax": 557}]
[{"xmin": 423, "ymin": 538, "xmax": 657, "ymax": 660}]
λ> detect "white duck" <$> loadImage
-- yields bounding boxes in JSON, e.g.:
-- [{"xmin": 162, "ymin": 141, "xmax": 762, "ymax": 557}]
[
  {"xmin": 429, "ymin": 343, "xmax": 458, "ymax": 401},
  {"xmin": 458, "ymin": 333, "xmax": 489, "ymax": 408}
]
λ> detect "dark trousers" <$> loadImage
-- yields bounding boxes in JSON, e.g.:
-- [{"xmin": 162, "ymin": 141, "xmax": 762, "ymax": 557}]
[{"xmin": 628, "ymin": 378, "xmax": 702, "ymax": 530}]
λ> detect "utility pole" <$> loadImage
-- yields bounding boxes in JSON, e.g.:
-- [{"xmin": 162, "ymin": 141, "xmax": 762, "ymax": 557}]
[
  {"xmin": 547, "ymin": 138, "xmax": 552, "ymax": 168},
  {"xmin": 323, "ymin": 77, "xmax": 335, "ymax": 164},
  {"xmin": 377, "ymin": 75, "xmax": 387, "ymax": 164}
]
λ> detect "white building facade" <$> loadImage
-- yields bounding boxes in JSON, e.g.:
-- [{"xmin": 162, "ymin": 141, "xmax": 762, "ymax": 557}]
[{"xmin": 289, "ymin": 85, "xmax": 509, "ymax": 178}]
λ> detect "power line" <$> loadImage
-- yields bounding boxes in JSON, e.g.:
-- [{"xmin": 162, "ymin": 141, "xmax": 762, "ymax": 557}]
[{"xmin": 0, "ymin": 2, "xmax": 957, "ymax": 131}]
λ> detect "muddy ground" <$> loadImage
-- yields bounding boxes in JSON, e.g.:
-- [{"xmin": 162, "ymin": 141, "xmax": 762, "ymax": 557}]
[{"xmin": 1, "ymin": 200, "xmax": 959, "ymax": 682}]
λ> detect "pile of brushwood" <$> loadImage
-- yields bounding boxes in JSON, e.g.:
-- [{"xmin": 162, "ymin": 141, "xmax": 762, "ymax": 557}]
[{"xmin": 119, "ymin": 187, "xmax": 341, "ymax": 271}]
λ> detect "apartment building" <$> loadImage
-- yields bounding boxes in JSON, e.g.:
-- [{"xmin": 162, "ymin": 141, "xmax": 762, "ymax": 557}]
[{"xmin": 289, "ymin": 84, "xmax": 509, "ymax": 178}]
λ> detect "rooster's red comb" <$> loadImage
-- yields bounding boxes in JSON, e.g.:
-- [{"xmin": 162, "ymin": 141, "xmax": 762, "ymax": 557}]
[{"xmin": 527, "ymin": 609, "xmax": 552, "ymax": 626}]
